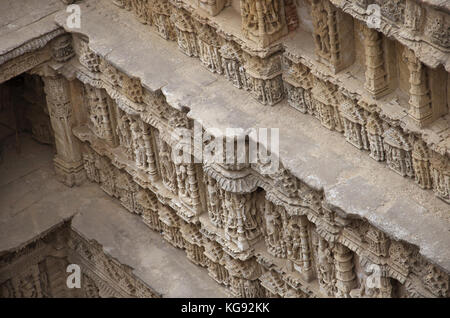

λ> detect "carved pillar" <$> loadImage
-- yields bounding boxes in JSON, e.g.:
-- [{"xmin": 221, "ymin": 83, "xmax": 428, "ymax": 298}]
[
  {"xmin": 363, "ymin": 26, "xmax": 389, "ymax": 98},
  {"xmin": 175, "ymin": 162, "xmax": 202, "ymax": 219},
  {"xmin": 311, "ymin": 0, "xmax": 354, "ymax": 73},
  {"xmin": 141, "ymin": 122, "xmax": 158, "ymax": 181},
  {"xmin": 298, "ymin": 216, "xmax": 314, "ymax": 282},
  {"xmin": 402, "ymin": 48, "xmax": 432, "ymax": 127},
  {"xmin": 333, "ymin": 243, "xmax": 356, "ymax": 298},
  {"xmin": 42, "ymin": 74, "xmax": 84, "ymax": 187},
  {"xmin": 240, "ymin": 0, "xmax": 288, "ymax": 48}
]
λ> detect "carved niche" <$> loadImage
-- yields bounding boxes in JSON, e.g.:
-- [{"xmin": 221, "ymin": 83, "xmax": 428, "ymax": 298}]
[
  {"xmin": 197, "ymin": 24, "xmax": 223, "ymax": 74},
  {"xmin": 203, "ymin": 239, "xmax": 230, "ymax": 285},
  {"xmin": 285, "ymin": 215, "xmax": 314, "ymax": 282},
  {"xmin": 204, "ymin": 174, "xmax": 225, "ymax": 228},
  {"xmin": 129, "ymin": 117, "xmax": 158, "ymax": 178},
  {"xmin": 312, "ymin": 234, "xmax": 336, "ymax": 296},
  {"xmin": 375, "ymin": 0, "xmax": 405, "ymax": 24},
  {"xmin": 311, "ymin": 79, "xmax": 343, "ymax": 132},
  {"xmin": 175, "ymin": 161, "xmax": 202, "ymax": 215},
  {"xmin": 424, "ymin": 8, "xmax": 450, "ymax": 49},
  {"xmin": 158, "ymin": 205, "xmax": 185, "ymax": 249},
  {"xmin": 350, "ymin": 259, "xmax": 393, "ymax": 298},
  {"xmin": 115, "ymin": 108, "xmax": 134, "ymax": 160},
  {"xmin": 134, "ymin": 188, "xmax": 161, "ymax": 231},
  {"xmin": 115, "ymin": 170, "xmax": 139, "ymax": 212},
  {"xmin": 366, "ymin": 113, "xmax": 385, "ymax": 162},
  {"xmin": 84, "ymin": 85, "xmax": 116, "ymax": 146},
  {"xmin": 82, "ymin": 146, "xmax": 100, "ymax": 183},
  {"xmin": 283, "ymin": 58, "xmax": 314, "ymax": 114},
  {"xmin": 152, "ymin": 0, "xmax": 176, "ymax": 40},
  {"xmin": 430, "ymin": 153, "xmax": 450, "ymax": 203},
  {"xmin": 340, "ymin": 98, "xmax": 370, "ymax": 150},
  {"xmin": 155, "ymin": 131, "xmax": 178, "ymax": 194},
  {"xmin": 382, "ymin": 127, "xmax": 414, "ymax": 178},
  {"xmin": 220, "ymin": 41, "xmax": 245, "ymax": 89},
  {"xmin": 261, "ymin": 199, "xmax": 287, "ymax": 258},
  {"xmin": 223, "ymin": 191, "xmax": 261, "ymax": 251},
  {"xmin": 173, "ymin": 8, "xmax": 198, "ymax": 57},
  {"xmin": 224, "ymin": 256, "xmax": 264, "ymax": 297},
  {"xmin": 180, "ymin": 221, "xmax": 206, "ymax": 267},
  {"xmin": 411, "ymin": 139, "xmax": 432, "ymax": 189}
]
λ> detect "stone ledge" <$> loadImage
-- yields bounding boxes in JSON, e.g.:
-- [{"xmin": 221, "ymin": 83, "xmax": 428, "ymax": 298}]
[{"xmin": 0, "ymin": 0, "xmax": 64, "ymax": 64}]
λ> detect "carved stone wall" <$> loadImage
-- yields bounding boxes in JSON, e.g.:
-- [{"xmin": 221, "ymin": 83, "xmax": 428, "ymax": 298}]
[
  {"xmin": 0, "ymin": 224, "xmax": 159, "ymax": 298},
  {"xmin": 1, "ymin": 0, "xmax": 449, "ymax": 298}
]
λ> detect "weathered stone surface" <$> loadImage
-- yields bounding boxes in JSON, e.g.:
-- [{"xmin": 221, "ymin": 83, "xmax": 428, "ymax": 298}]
[
  {"xmin": 0, "ymin": 135, "xmax": 227, "ymax": 297},
  {"xmin": 1, "ymin": 0, "xmax": 449, "ymax": 298}
]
